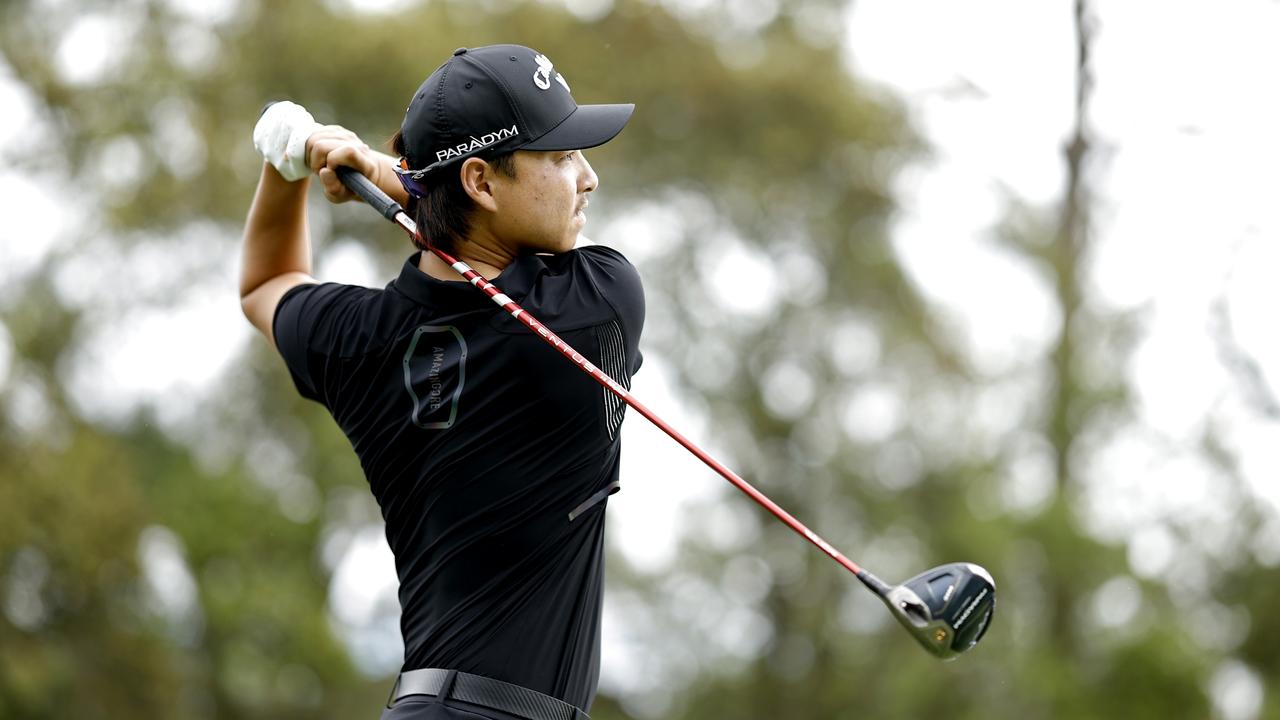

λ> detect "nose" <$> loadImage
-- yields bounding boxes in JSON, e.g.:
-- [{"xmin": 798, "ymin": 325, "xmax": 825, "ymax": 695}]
[{"xmin": 578, "ymin": 153, "xmax": 598, "ymax": 193}]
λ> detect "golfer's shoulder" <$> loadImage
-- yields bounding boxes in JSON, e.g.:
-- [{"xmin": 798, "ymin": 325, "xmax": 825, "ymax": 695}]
[
  {"xmin": 563, "ymin": 244, "xmax": 644, "ymax": 300},
  {"xmin": 274, "ymin": 281, "xmax": 389, "ymax": 352},
  {"xmin": 277, "ymin": 281, "xmax": 382, "ymax": 320},
  {"xmin": 552, "ymin": 244, "xmax": 644, "ymax": 336}
]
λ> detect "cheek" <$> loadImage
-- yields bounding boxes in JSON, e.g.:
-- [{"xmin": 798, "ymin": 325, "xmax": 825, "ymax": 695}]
[
  {"xmin": 531, "ymin": 178, "xmax": 573, "ymax": 219},
  {"xmin": 509, "ymin": 167, "xmax": 578, "ymax": 238},
  {"xmin": 522, "ymin": 178, "xmax": 554, "ymax": 214}
]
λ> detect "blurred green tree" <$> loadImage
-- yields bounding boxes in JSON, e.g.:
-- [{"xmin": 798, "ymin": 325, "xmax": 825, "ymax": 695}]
[{"xmin": 0, "ymin": 0, "xmax": 1274, "ymax": 718}]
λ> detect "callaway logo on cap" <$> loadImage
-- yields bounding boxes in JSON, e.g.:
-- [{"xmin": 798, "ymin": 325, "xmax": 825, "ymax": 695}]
[{"xmin": 396, "ymin": 44, "xmax": 634, "ymax": 195}]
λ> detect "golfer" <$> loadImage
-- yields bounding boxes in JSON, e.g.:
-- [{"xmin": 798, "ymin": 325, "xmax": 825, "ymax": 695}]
[{"xmin": 240, "ymin": 45, "xmax": 642, "ymax": 720}]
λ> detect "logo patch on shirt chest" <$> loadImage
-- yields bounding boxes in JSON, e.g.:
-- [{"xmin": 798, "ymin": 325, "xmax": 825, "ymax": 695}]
[{"xmin": 403, "ymin": 325, "xmax": 467, "ymax": 429}]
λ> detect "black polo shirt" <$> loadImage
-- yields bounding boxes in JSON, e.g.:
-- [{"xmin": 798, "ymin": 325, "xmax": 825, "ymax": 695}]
[{"xmin": 272, "ymin": 246, "xmax": 644, "ymax": 710}]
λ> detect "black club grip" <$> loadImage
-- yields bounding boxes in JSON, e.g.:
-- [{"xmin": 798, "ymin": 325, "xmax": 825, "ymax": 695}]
[{"xmin": 335, "ymin": 166, "xmax": 404, "ymax": 222}]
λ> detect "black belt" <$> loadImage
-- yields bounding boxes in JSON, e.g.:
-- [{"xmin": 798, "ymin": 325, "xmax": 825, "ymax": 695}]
[{"xmin": 388, "ymin": 668, "xmax": 590, "ymax": 720}]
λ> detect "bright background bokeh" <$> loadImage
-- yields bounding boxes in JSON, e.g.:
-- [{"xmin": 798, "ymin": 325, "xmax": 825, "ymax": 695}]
[{"xmin": 2, "ymin": 0, "xmax": 1278, "ymax": 718}]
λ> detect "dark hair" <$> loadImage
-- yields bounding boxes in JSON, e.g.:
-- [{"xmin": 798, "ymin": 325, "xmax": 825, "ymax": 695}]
[{"xmin": 389, "ymin": 131, "xmax": 517, "ymax": 254}]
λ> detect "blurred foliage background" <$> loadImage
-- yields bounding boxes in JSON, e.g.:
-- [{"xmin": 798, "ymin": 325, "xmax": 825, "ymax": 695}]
[{"xmin": 2, "ymin": 0, "xmax": 1279, "ymax": 718}]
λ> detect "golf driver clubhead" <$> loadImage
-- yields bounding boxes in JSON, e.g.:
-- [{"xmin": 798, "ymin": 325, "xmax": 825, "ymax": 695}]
[{"xmin": 876, "ymin": 562, "xmax": 996, "ymax": 660}]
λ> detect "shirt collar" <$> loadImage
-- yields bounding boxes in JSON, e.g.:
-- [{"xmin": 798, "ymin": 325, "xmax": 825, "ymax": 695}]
[{"xmin": 392, "ymin": 251, "xmax": 546, "ymax": 310}]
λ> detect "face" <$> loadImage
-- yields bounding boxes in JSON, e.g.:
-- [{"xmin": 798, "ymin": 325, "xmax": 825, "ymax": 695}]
[{"xmin": 486, "ymin": 149, "xmax": 598, "ymax": 254}]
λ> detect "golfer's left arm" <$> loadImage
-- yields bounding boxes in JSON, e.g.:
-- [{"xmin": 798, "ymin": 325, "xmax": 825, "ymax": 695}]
[
  {"xmin": 239, "ymin": 161, "xmax": 318, "ymax": 350},
  {"xmin": 240, "ymin": 127, "xmax": 402, "ymax": 348}
]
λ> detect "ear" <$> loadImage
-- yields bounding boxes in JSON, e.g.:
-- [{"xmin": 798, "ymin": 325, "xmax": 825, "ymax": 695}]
[{"xmin": 459, "ymin": 157, "xmax": 500, "ymax": 213}]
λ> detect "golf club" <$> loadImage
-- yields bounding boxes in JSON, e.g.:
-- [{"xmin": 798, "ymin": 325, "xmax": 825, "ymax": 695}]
[{"xmin": 334, "ymin": 165, "xmax": 996, "ymax": 660}]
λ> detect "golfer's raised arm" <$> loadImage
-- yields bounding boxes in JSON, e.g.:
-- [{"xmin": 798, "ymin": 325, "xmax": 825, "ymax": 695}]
[
  {"xmin": 239, "ymin": 103, "xmax": 403, "ymax": 347},
  {"xmin": 238, "ymin": 161, "xmax": 317, "ymax": 347}
]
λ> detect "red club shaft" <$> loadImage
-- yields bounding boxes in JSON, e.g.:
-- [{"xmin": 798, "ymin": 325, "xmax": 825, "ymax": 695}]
[{"xmin": 344, "ymin": 168, "xmax": 865, "ymax": 577}]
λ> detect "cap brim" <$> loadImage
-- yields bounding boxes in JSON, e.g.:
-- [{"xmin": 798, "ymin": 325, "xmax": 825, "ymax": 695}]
[{"xmin": 522, "ymin": 103, "xmax": 634, "ymax": 152}]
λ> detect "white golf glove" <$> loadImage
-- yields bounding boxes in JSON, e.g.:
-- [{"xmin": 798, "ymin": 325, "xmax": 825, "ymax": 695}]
[{"xmin": 253, "ymin": 101, "xmax": 322, "ymax": 182}]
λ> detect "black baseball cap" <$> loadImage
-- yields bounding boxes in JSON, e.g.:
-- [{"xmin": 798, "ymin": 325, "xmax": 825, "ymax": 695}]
[{"xmin": 395, "ymin": 44, "xmax": 634, "ymax": 195}]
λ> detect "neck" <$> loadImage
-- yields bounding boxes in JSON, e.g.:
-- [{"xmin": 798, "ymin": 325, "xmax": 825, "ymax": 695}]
[{"xmin": 418, "ymin": 236, "xmax": 514, "ymax": 282}]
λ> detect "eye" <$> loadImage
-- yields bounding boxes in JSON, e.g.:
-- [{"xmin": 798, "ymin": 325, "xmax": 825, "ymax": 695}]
[{"xmin": 559, "ymin": 151, "xmax": 575, "ymax": 162}]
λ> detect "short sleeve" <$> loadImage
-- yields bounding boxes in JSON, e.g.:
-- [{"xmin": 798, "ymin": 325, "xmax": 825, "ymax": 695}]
[
  {"xmin": 272, "ymin": 282, "xmax": 375, "ymax": 404},
  {"xmin": 574, "ymin": 245, "xmax": 645, "ymax": 375}
]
